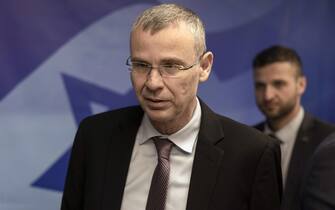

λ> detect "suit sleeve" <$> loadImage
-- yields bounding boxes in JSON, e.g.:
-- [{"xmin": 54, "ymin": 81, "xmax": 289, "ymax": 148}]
[
  {"xmin": 301, "ymin": 135, "xmax": 335, "ymax": 210},
  {"xmin": 250, "ymin": 139, "xmax": 282, "ymax": 210},
  {"xmin": 61, "ymin": 119, "xmax": 88, "ymax": 210}
]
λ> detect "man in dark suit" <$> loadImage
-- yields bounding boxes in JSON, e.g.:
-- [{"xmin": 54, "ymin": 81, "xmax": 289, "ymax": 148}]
[
  {"xmin": 252, "ymin": 45, "xmax": 335, "ymax": 210},
  {"xmin": 300, "ymin": 132, "xmax": 335, "ymax": 210},
  {"xmin": 61, "ymin": 4, "xmax": 282, "ymax": 210}
]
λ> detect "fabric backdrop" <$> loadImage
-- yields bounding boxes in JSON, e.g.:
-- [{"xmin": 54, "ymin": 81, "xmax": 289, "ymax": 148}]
[{"xmin": 1, "ymin": 0, "xmax": 334, "ymax": 209}]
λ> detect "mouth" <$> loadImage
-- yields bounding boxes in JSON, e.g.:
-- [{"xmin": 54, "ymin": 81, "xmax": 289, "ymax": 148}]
[
  {"xmin": 262, "ymin": 103, "xmax": 279, "ymax": 113},
  {"xmin": 263, "ymin": 100, "xmax": 277, "ymax": 107},
  {"xmin": 144, "ymin": 97, "xmax": 169, "ymax": 109}
]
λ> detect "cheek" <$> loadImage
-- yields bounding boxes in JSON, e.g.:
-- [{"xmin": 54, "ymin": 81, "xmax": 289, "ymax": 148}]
[
  {"xmin": 180, "ymin": 75, "xmax": 198, "ymax": 95},
  {"xmin": 255, "ymin": 91, "xmax": 264, "ymax": 100},
  {"xmin": 179, "ymin": 81, "xmax": 190, "ymax": 95},
  {"xmin": 279, "ymin": 88, "xmax": 294, "ymax": 98},
  {"xmin": 131, "ymin": 74, "xmax": 145, "ymax": 94},
  {"xmin": 130, "ymin": 74, "xmax": 135, "ymax": 87},
  {"xmin": 255, "ymin": 96, "xmax": 263, "ymax": 106}
]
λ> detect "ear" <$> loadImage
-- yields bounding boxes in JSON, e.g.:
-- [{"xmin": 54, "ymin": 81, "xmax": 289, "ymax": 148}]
[
  {"xmin": 199, "ymin": 51, "xmax": 213, "ymax": 82},
  {"xmin": 297, "ymin": 76, "xmax": 307, "ymax": 95}
]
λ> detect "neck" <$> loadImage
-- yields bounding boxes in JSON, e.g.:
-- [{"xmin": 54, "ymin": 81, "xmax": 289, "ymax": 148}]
[
  {"xmin": 268, "ymin": 105, "xmax": 301, "ymax": 131},
  {"xmin": 151, "ymin": 99, "xmax": 197, "ymax": 135}
]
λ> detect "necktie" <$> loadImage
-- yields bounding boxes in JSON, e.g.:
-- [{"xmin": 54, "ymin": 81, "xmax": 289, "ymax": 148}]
[
  {"xmin": 146, "ymin": 137, "xmax": 173, "ymax": 210},
  {"xmin": 268, "ymin": 133, "xmax": 283, "ymax": 145},
  {"xmin": 268, "ymin": 133, "xmax": 285, "ymax": 188}
]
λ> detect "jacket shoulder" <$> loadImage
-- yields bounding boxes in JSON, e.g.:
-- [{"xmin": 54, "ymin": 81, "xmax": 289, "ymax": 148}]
[
  {"xmin": 300, "ymin": 113, "xmax": 335, "ymax": 141},
  {"xmin": 216, "ymin": 114, "xmax": 273, "ymax": 149},
  {"xmin": 308, "ymin": 115, "xmax": 335, "ymax": 133},
  {"xmin": 79, "ymin": 105, "xmax": 143, "ymax": 128},
  {"xmin": 253, "ymin": 121, "xmax": 265, "ymax": 131}
]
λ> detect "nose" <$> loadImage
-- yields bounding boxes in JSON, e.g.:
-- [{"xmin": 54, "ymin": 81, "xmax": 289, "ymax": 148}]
[
  {"xmin": 264, "ymin": 86, "xmax": 275, "ymax": 101},
  {"xmin": 145, "ymin": 68, "xmax": 164, "ymax": 91}
]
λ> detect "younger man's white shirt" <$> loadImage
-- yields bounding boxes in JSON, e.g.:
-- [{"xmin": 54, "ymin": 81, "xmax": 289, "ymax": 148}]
[{"xmin": 265, "ymin": 107, "xmax": 304, "ymax": 187}]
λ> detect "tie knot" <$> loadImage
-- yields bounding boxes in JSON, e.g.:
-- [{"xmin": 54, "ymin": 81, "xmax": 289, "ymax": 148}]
[{"xmin": 153, "ymin": 137, "xmax": 173, "ymax": 160}]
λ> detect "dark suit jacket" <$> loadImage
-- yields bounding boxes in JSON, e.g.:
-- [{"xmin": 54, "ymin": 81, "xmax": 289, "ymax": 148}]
[
  {"xmin": 255, "ymin": 113, "xmax": 335, "ymax": 210},
  {"xmin": 300, "ymin": 132, "xmax": 335, "ymax": 210},
  {"xmin": 62, "ymin": 101, "xmax": 282, "ymax": 210}
]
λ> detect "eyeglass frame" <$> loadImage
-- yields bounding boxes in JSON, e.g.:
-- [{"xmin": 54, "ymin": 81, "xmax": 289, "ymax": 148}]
[{"xmin": 125, "ymin": 54, "xmax": 204, "ymax": 78}]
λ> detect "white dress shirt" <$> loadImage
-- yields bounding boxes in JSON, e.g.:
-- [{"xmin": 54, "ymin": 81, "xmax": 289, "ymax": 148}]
[
  {"xmin": 120, "ymin": 99, "xmax": 201, "ymax": 210},
  {"xmin": 265, "ymin": 107, "xmax": 304, "ymax": 187}
]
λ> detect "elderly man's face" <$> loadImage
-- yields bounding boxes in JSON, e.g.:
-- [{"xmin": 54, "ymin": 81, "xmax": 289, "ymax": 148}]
[{"xmin": 130, "ymin": 22, "xmax": 211, "ymax": 133}]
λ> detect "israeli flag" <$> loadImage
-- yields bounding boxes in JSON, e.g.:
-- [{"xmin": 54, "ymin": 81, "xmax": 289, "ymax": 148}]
[{"xmin": 1, "ymin": 0, "xmax": 334, "ymax": 209}]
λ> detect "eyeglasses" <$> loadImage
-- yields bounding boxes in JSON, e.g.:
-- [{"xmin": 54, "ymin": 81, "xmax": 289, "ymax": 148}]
[{"xmin": 125, "ymin": 56, "xmax": 202, "ymax": 78}]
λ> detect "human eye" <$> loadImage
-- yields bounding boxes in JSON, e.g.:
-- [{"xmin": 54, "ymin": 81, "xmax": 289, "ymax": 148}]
[
  {"xmin": 160, "ymin": 63, "xmax": 182, "ymax": 76},
  {"xmin": 162, "ymin": 63, "xmax": 181, "ymax": 70},
  {"xmin": 132, "ymin": 61, "xmax": 151, "ymax": 71},
  {"xmin": 273, "ymin": 80, "xmax": 286, "ymax": 89},
  {"xmin": 254, "ymin": 82, "xmax": 265, "ymax": 90}
]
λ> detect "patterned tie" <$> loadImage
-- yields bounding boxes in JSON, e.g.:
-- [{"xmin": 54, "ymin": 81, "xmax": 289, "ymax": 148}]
[{"xmin": 146, "ymin": 137, "xmax": 173, "ymax": 210}]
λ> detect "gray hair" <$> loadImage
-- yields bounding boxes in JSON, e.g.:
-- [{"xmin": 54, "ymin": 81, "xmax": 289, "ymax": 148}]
[{"xmin": 131, "ymin": 3, "xmax": 206, "ymax": 57}]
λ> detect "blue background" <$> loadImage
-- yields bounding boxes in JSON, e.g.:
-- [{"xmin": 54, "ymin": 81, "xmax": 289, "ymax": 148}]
[{"xmin": 1, "ymin": 0, "xmax": 334, "ymax": 209}]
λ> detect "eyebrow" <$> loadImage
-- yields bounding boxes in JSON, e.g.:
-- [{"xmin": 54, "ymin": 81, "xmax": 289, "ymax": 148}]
[
  {"xmin": 254, "ymin": 79, "xmax": 287, "ymax": 85},
  {"xmin": 130, "ymin": 57, "xmax": 148, "ymax": 63},
  {"xmin": 131, "ymin": 56, "xmax": 187, "ymax": 65}
]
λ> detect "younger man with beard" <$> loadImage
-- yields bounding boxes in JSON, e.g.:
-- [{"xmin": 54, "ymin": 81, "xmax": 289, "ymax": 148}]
[{"xmin": 252, "ymin": 45, "xmax": 335, "ymax": 210}]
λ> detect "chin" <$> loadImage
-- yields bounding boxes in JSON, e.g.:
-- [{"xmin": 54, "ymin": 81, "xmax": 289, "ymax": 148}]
[
  {"xmin": 145, "ymin": 108, "xmax": 173, "ymax": 123},
  {"xmin": 264, "ymin": 110, "xmax": 277, "ymax": 117},
  {"xmin": 266, "ymin": 111, "xmax": 282, "ymax": 120}
]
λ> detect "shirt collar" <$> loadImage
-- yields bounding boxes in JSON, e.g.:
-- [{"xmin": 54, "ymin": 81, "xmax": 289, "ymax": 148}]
[
  {"xmin": 265, "ymin": 107, "xmax": 304, "ymax": 144},
  {"xmin": 138, "ymin": 98, "xmax": 201, "ymax": 154}
]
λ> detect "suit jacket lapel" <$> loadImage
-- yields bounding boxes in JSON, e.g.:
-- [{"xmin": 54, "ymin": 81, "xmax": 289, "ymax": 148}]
[
  {"xmin": 283, "ymin": 113, "xmax": 314, "ymax": 206},
  {"xmin": 254, "ymin": 122, "xmax": 266, "ymax": 132},
  {"xmin": 101, "ymin": 107, "xmax": 144, "ymax": 210},
  {"xmin": 186, "ymin": 100, "xmax": 225, "ymax": 210}
]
